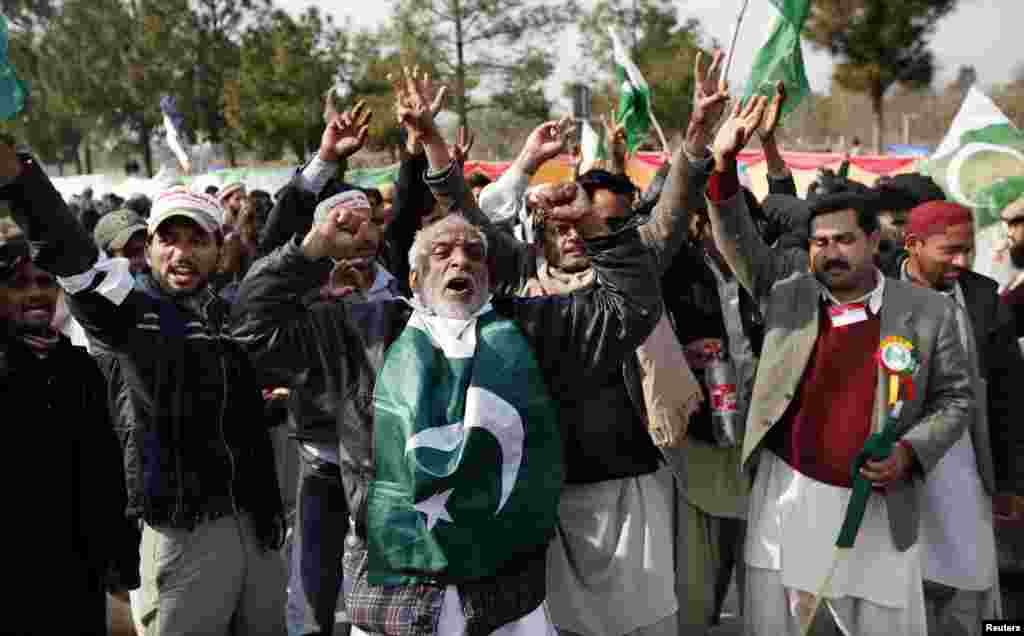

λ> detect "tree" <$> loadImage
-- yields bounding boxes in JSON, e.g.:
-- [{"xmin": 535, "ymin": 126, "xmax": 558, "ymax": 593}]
[
  {"xmin": 230, "ymin": 8, "xmax": 347, "ymax": 160},
  {"xmin": 391, "ymin": 0, "xmax": 576, "ymax": 127},
  {"xmin": 574, "ymin": 0, "xmax": 705, "ymax": 145},
  {"xmin": 185, "ymin": 0, "xmax": 271, "ymax": 166},
  {"xmin": 39, "ymin": 0, "xmax": 193, "ymax": 177},
  {"xmin": 804, "ymin": 0, "xmax": 958, "ymax": 152}
]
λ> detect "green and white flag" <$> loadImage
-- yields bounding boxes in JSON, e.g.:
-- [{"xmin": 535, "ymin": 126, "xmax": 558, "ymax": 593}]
[
  {"xmin": 367, "ymin": 306, "xmax": 564, "ymax": 585},
  {"xmin": 742, "ymin": 0, "xmax": 811, "ymax": 117},
  {"xmin": 580, "ymin": 118, "xmax": 607, "ymax": 172},
  {"xmin": 608, "ymin": 27, "xmax": 651, "ymax": 153},
  {"xmin": 924, "ymin": 86, "xmax": 1024, "ymax": 228},
  {"xmin": 0, "ymin": 15, "xmax": 27, "ymax": 120}
]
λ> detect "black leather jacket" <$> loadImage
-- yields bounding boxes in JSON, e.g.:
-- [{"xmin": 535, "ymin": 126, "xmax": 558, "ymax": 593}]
[{"xmin": 5, "ymin": 157, "xmax": 284, "ymax": 545}]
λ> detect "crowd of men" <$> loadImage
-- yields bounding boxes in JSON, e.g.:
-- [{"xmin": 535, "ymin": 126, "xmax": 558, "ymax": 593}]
[{"xmin": 4, "ymin": 52, "xmax": 1024, "ymax": 636}]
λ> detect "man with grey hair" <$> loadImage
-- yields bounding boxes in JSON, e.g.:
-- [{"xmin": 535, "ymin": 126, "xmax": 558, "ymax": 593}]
[{"xmin": 233, "ymin": 75, "xmax": 661, "ymax": 635}]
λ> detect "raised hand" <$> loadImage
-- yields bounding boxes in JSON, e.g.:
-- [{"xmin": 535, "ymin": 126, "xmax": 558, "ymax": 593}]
[
  {"xmin": 318, "ymin": 100, "xmax": 372, "ymax": 163},
  {"xmin": 712, "ymin": 95, "xmax": 769, "ymax": 171},
  {"xmin": 0, "ymin": 135, "xmax": 19, "ymax": 184},
  {"xmin": 758, "ymin": 81, "xmax": 787, "ymax": 141},
  {"xmin": 686, "ymin": 49, "xmax": 730, "ymax": 154},
  {"xmin": 518, "ymin": 116, "xmax": 575, "ymax": 174},
  {"xmin": 301, "ymin": 205, "xmax": 373, "ymax": 261},
  {"xmin": 389, "ymin": 66, "xmax": 447, "ymax": 147},
  {"xmin": 603, "ymin": 111, "xmax": 628, "ymax": 170},
  {"xmin": 335, "ymin": 100, "xmax": 373, "ymax": 159},
  {"xmin": 452, "ymin": 125, "xmax": 475, "ymax": 166},
  {"xmin": 533, "ymin": 182, "xmax": 606, "ymax": 240}
]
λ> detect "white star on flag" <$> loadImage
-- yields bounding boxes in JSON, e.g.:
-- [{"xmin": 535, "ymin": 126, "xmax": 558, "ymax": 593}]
[{"xmin": 415, "ymin": 489, "xmax": 454, "ymax": 531}]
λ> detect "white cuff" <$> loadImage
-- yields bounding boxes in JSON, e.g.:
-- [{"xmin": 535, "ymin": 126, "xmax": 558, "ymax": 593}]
[
  {"xmin": 58, "ymin": 254, "xmax": 134, "ymax": 306},
  {"xmin": 298, "ymin": 155, "xmax": 338, "ymax": 195}
]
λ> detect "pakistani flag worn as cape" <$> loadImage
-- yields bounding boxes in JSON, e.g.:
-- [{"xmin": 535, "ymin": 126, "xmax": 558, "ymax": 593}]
[
  {"xmin": 742, "ymin": 0, "xmax": 811, "ymax": 117},
  {"xmin": 367, "ymin": 306, "xmax": 564, "ymax": 585}
]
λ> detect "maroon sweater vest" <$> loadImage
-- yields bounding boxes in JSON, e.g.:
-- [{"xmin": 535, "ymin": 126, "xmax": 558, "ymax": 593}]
[{"xmin": 767, "ymin": 303, "xmax": 881, "ymax": 487}]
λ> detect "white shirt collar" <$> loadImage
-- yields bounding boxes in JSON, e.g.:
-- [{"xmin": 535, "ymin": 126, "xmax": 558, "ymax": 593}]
[{"xmin": 819, "ymin": 267, "xmax": 885, "ymax": 314}]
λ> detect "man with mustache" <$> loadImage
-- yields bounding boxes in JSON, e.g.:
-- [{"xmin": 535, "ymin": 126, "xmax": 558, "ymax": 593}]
[
  {"xmin": 705, "ymin": 97, "xmax": 972, "ymax": 635},
  {"xmin": 0, "ymin": 225, "xmax": 140, "ymax": 635},
  {"xmin": 882, "ymin": 200, "xmax": 1024, "ymax": 634},
  {"xmin": 0, "ymin": 145, "xmax": 288, "ymax": 635},
  {"xmin": 233, "ymin": 70, "xmax": 661, "ymax": 636}
]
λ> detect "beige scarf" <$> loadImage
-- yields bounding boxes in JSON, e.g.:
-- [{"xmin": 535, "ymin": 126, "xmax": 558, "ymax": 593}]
[{"xmin": 522, "ymin": 260, "xmax": 703, "ymax": 448}]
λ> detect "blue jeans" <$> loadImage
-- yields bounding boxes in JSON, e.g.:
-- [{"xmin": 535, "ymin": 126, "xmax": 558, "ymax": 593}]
[{"xmin": 287, "ymin": 446, "xmax": 351, "ymax": 636}]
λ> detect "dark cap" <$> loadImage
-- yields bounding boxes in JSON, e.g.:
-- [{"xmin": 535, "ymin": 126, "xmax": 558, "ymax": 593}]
[
  {"xmin": 93, "ymin": 208, "xmax": 147, "ymax": 251},
  {"xmin": 873, "ymin": 173, "xmax": 946, "ymax": 210}
]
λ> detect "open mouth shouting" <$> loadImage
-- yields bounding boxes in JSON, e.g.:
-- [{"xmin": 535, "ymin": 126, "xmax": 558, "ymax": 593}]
[
  {"xmin": 443, "ymin": 274, "xmax": 475, "ymax": 300},
  {"xmin": 167, "ymin": 262, "xmax": 201, "ymax": 288}
]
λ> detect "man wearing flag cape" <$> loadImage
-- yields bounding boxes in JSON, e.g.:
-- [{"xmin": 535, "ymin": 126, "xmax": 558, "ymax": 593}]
[
  {"xmin": 703, "ymin": 87, "xmax": 972, "ymax": 635},
  {"xmin": 233, "ymin": 67, "xmax": 662, "ymax": 635}
]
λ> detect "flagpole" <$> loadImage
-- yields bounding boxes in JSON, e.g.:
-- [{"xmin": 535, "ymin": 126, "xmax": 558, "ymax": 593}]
[
  {"xmin": 649, "ymin": 111, "xmax": 671, "ymax": 154},
  {"xmin": 723, "ymin": 0, "xmax": 752, "ymax": 87}
]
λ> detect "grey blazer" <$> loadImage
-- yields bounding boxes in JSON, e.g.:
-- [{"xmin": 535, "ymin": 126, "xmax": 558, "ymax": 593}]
[{"xmin": 707, "ymin": 190, "xmax": 973, "ymax": 551}]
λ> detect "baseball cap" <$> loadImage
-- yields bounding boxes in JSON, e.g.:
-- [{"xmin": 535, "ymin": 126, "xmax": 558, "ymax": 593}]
[
  {"xmin": 148, "ymin": 188, "xmax": 224, "ymax": 237},
  {"xmin": 94, "ymin": 208, "xmax": 147, "ymax": 251}
]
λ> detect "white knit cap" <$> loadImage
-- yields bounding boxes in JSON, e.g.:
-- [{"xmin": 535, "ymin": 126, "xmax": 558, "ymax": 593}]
[{"xmin": 313, "ymin": 190, "xmax": 372, "ymax": 225}]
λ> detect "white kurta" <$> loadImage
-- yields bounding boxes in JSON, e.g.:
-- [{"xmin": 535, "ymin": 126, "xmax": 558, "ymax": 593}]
[
  {"xmin": 746, "ymin": 452, "xmax": 924, "ymax": 612},
  {"xmin": 546, "ymin": 468, "xmax": 678, "ymax": 636},
  {"xmin": 919, "ymin": 429, "xmax": 998, "ymax": 591}
]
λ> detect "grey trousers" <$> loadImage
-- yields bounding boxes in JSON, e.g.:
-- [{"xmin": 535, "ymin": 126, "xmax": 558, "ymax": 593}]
[
  {"xmin": 139, "ymin": 513, "xmax": 287, "ymax": 636},
  {"xmin": 676, "ymin": 499, "xmax": 745, "ymax": 632}
]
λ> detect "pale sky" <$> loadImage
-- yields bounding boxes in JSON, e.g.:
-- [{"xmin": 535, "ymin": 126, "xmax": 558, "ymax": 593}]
[{"xmin": 279, "ymin": 0, "xmax": 1023, "ymax": 112}]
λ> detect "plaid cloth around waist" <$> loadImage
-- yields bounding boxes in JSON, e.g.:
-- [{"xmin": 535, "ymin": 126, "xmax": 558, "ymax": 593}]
[{"xmin": 342, "ymin": 530, "xmax": 546, "ymax": 636}]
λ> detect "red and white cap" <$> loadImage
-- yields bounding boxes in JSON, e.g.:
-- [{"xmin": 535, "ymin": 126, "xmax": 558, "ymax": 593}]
[{"xmin": 148, "ymin": 188, "xmax": 224, "ymax": 236}]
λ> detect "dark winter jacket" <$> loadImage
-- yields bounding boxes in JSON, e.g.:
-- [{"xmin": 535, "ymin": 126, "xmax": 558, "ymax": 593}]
[
  {"xmin": 1, "ymin": 332, "xmax": 140, "ymax": 634},
  {"xmin": 4, "ymin": 155, "xmax": 284, "ymax": 545}
]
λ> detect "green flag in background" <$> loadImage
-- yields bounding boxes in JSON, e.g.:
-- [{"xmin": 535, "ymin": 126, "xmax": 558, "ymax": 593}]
[
  {"xmin": 580, "ymin": 119, "xmax": 608, "ymax": 170},
  {"xmin": 923, "ymin": 87, "xmax": 1024, "ymax": 229},
  {"xmin": 0, "ymin": 15, "xmax": 27, "ymax": 120},
  {"xmin": 742, "ymin": 0, "xmax": 811, "ymax": 117},
  {"xmin": 608, "ymin": 27, "xmax": 651, "ymax": 153}
]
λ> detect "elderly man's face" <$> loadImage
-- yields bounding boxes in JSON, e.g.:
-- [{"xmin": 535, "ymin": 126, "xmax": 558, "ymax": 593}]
[
  {"xmin": 0, "ymin": 261, "xmax": 60, "ymax": 332},
  {"xmin": 417, "ymin": 227, "xmax": 490, "ymax": 319}
]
